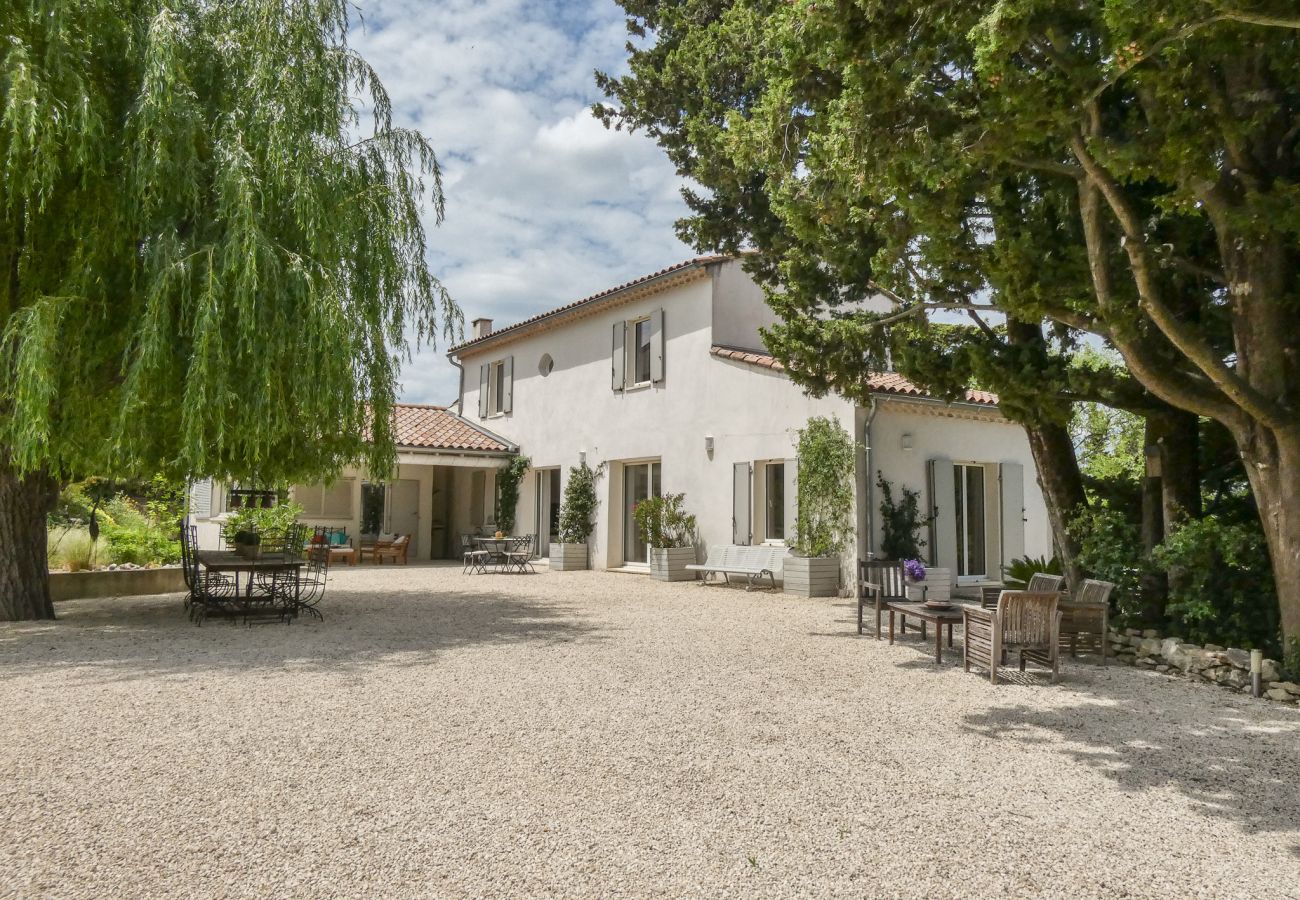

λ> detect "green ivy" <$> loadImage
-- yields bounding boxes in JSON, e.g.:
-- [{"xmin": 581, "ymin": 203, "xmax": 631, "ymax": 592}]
[
  {"xmin": 557, "ymin": 461, "xmax": 603, "ymax": 545},
  {"xmin": 494, "ymin": 455, "xmax": 532, "ymax": 534},
  {"xmin": 876, "ymin": 472, "xmax": 929, "ymax": 562},
  {"xmin": 791, "ymin": 416, "xmax": 855, "ymax": 558}
]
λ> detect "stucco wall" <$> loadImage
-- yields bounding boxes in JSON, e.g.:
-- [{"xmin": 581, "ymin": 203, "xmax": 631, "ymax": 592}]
[{"xmin": 453, "ymin": 260, "xmax": 1051, "ymax": 581}]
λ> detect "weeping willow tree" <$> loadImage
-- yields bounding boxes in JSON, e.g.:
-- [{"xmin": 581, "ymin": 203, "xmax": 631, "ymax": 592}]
[{"xmin": 0, "ymin": 0, "xmax": 459, "ymax": 620}]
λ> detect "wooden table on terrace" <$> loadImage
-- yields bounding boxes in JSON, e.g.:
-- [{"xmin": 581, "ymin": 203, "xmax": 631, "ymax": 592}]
[{"xmin": 885, "ymin": 600, "xmax": 968, "ymax": 664}]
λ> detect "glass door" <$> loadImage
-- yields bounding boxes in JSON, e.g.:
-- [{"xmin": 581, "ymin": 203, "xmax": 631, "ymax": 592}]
[
  {"xmin": 535, "ymin": 468, "xmax": 562, "ymax": 556},
  {"xmin": 954, "ymin": 464, "xmax": 987, "ymax": 579},
  {"xmin": 622, "ymin": 461, "xmax": 661, "ymax": 564}
]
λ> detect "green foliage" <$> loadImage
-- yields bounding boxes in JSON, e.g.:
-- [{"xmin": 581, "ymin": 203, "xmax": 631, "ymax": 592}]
[
  {"xmin": 495, "ymin": 456, "xmax": 532, "ymax": 534},
  {"xmin": 1003, "ymin": 555, "xmax": 1064, "ymax": 590},
  {"xmin": 99, "ymin": 496, "xmax": 180, "ymax": 566},
  {"xmin": 1, "ymin": 0, "xmax": 458, "ymax": 489},
  {"xmin": 1154, "ymin": 518, "xmax": 1279, "ymax": 655},
  {"xmin": 876, "ymin": 472, "xmax": 928, "ymax": 562},
  {"xmin": 633, "ymin": 493, "xmax": 697, "ymax": 550},
  {"xmin": 791, "ymin": 416, "xmax": 855, "ymax": 558},
  {"xmin": 221, "ymin": 500, "xmax": 305, "ymax": 551},
  {"xmin": 1072, "ymin": 507, "xmax": 1148, "ymax": 623},
  {"xmin": 557, "ymin": 462, "xmax": 603, "ymax": 545},
  {"xmin": 1071, "ymin": 403, "xmax": 1145, "ymax": 488}
]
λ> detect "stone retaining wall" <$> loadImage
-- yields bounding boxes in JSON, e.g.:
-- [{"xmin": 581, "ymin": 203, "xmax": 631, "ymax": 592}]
[
  {"xmin": 50, "ymin": 567, "xmax": 186, "ymax": 602},
  {"xmin": 1108, "ymin": 628, "xmax": 1299, "ymax": 706}
]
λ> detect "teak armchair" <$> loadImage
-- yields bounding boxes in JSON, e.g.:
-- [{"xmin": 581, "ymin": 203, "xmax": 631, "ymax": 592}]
[
  {"xmin": 963, "ymin": 591, "xmax": 1063, "ymax": 684},
  {"xmin": 858, "ymin": 559, "xmax": 923, "ymax": 637}
]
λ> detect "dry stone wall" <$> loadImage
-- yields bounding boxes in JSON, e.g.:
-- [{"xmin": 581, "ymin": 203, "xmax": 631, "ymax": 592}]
[{"xmin": 1108, "ymin": 628, "xmax": 1299, "ymax": 706}]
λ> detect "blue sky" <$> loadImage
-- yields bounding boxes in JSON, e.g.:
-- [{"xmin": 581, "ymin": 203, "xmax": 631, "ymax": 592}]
[{"xmin": 349, "ymin": 0, "xmax": 694, "ymax": 404}]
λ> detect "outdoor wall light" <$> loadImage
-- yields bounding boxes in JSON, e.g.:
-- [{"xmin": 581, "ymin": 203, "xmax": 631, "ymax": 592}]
[
  {"xmin": 704, "ymin": 435, "xmax": 714, "ymax": 454},
  {"xmin": 578, "ymin": 449, "xmax": 586, "ymax": 464},
  {"xmin": 901, "ymin": 433, "xmax": 913, "ymax": 451}
]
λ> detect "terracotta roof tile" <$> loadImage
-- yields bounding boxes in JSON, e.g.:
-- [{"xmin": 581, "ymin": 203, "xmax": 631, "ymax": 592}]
[
  {"xmin": 450, "ymin": 256, "xmax": 728, "ymax": 356},
  {"xmin": 392, "ymin": 403, "xmax": 512, "ymax": 452},
  {"xmin": 709, "ymin": 345, "xmax": 1000, "ymax": 406}
]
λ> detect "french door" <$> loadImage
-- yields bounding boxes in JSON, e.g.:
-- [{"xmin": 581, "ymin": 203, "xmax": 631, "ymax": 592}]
[
  {"xmin": 953, "ymin": 464, "xmax": 987, "ymax": 579},
  {"xmin": 622, "ymin": 461, "xmax": 661, "ymax": 565},
  {"xmin": 535, "ymin": 468, "xmax": 561, "ymax": 556}
]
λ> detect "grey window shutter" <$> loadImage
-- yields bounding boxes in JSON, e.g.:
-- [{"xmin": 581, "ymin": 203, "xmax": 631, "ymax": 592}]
[
  {"xmin": 502, "ymin": 356, "xmax": 514, "ymax": 414},
  {"xmin": 732, "ymin": 462, "xmax": 752, "ymax": 545},
  {"xmin": 478, "ymin": 364, "xmax": 490, "ymax": 417},
  {"xmin": 783, "ymin": 459, "xmax": 798, "ymax": 546},
  {"xmin": 999, "ymin": 461, "xmax": 1026, "ymax": 574},
  {"xmin": 611, "ymin": 322, "xmax": 625, "ymax": 391},
  {"xmin": 927, "ymin": 458, "xmax": 957, "ymax": 567},
  {"xmin": 189, "ymin": 479, "xmax": 213, "ymax": 519},
  {"xmin": 650, "ymin": 308, "xmax": 665, "ymax": 383}
]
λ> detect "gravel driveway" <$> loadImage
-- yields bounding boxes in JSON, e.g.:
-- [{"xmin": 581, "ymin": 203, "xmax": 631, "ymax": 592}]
[{"xmin": 3, "ymin": 565, "xmax": 1298, "ymax": 898}]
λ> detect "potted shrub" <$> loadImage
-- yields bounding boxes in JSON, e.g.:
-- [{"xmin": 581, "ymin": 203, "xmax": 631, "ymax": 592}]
[
  {"xmin": 786, "ymin": 416, "xmax": 855, "ymax": 597},
  {"xmin": 634, "ymin": 493, "xmax": 698, "ymax": 581},
  {"xmin": 549, "ymin": 461, "xmax": 602, "ymax": 570},
  {"xmin": 232, "ymin": 529, "xmax": 262, "ymax": 560}
]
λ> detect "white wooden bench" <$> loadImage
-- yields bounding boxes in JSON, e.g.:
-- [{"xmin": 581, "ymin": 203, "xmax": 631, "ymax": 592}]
[{"xmin": 685, "ymin": 545, "xmax": 787, "ymax": 591}]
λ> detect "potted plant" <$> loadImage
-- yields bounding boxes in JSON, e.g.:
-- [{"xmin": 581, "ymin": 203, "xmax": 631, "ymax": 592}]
[
  {"xmin": 878, "ymin": 473, "xmax": 947, "ymax": 600},
  {"xmin": 233, "ymin": 528, "xmax": 262, "ymax": 560},
  {"xmin": 634, "ymin": 493, "xmax": 698, "ymax": 581},
  {"xmin": 549, "ymin": 461, "xmax": 603, "ymax": 570},
  {"xmin": 785, "ymin": 416, "xmax": 855, "ymax": 597}
]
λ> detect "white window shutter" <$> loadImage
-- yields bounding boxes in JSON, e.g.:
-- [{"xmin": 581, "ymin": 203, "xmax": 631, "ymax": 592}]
[
  {"xmin": 732, "ymin": 462, "xmax": 751, "ymax": 545},
  {"xmin": 783, "ymin": 459, "xmax": 798, "ymax": 545},
  {"xmin": 999, "ymin": 462, "xmax": 1026, "ymax": 574},
  {"xmin": 927, "ymin": 458, "xmax": 957, "ymax": 567},
  {"xmin": 502, "ymin": 356, "xmax": 514, "ymax": 414},
  {"xmin": 611, "ymin": 322, "xmax": 625, "ymax": 391},
  {"xmin": 189, "ymin": 479, "xmax": 213, "ymax": 519},
  {"xmin": 478, "ymin": 364, "xmax": 490, "ymax": 417},
  {"xmin": 650, "ymin": 308, "xmax": 665, "ymax": 383}
]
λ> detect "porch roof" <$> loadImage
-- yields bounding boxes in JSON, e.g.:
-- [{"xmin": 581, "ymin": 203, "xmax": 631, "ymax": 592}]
[
  {"xmin": 709, "ymin": 345, "xmax": 1000, "ymax": 407},
  {"xmin": 393, "ymin": 403, "xmax": 515, "ymax": 454}
]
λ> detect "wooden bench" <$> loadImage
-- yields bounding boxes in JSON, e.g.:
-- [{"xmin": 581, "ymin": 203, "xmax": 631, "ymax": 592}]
[{"xmin": 685, "ymin": 545, "xmax": 787, "ymax": 591}]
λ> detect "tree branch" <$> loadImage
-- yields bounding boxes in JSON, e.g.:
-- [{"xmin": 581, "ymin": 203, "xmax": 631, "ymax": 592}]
[{"xmin": 1068, "ymin": 132, "xmax": 1286, "ymax": 428}]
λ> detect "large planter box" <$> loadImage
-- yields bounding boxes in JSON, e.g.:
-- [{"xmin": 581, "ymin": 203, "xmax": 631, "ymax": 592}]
[
  {"xmin": 783, "ymin": 555, "xmax": 840, "ymax": 598},
  {"xmin": 921, "ymin": 567, "xmax": 952, "ymax": 602},
  {"xmin": 548, "ymin": 543, "xmax": 588, "ymax": 571},
  {"xmin": 650, "ymin": 547, "xmax": 697, "ymax": 582},
  {"xmin": 50, "ymin": 567, "xmax": 186, "ymax": 602}
]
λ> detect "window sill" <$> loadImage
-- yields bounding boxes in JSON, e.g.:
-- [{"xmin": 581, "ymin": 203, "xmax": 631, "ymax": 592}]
[{"xmin": 622, "ymin": 381, "xmax": 653, "ymax": 393}]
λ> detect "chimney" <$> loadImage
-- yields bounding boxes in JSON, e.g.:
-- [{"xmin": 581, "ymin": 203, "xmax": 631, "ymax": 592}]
[{"xmin": 471, "ymin": 317, "xmax": 493, "ymax": 339}]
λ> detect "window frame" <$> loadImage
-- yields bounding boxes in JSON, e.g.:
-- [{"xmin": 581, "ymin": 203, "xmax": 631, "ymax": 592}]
[
  {"xmin": 628, "ymin": 316, "xmax": 653, "ymax": 388},
  {"xmin": 763, "ymin": 462, "xmax": 786, "ymax": 543}
]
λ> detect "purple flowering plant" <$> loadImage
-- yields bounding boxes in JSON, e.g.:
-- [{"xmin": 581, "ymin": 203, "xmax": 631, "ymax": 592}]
[{"xmin": 903, "ymin": 559, "xmax": 926, "ymax": 582}]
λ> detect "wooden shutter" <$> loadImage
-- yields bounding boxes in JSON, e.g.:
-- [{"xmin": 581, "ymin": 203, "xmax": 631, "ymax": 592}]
[
  {"xmin": 189, "ymin": 479, "xmax": 213, "ymax": 519},
  {"xmin": 732, "ymin": 462, "xmax": 752, "ymax": 545},
  {"xmin": 927, "ymin": 458, "xmax": 957, "ymax": 567},
  {"xmin": 999, "ymin": 461, "xmax": 1026, "ymax": 574},
  {"xmin": 783, "ymin": 459, "xmax": 798, "ymax": 546},
  {"xmin": 478, "ymin": 364, "xmax": 490, "ymax": 417},
  {"xmin": 611, "ymin": 322, "xmax": 625, "ymax": 391},
  {"xmin": 502, "ymin": 356, "xmax": 514, "ymax": 414},
  {"xmin": 650, "ymin": 308, "xmax": 665, "ymax": 383}
]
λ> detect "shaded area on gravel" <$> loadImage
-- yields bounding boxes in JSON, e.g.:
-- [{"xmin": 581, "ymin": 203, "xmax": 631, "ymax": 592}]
[{"xmin": 2, "ymin": 565, "xmax": 1298, "ymax": 898}]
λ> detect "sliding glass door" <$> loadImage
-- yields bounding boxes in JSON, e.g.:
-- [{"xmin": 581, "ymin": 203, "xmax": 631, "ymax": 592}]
[{"xmin": 622, "ymin": 461, "xmax": 661, "ymax": 564}]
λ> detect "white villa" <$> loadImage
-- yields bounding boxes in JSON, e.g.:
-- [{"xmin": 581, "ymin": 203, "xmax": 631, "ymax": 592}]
[{"xmin": 191, "ymin": 257, "xmax": 1052, "ymax": 589}]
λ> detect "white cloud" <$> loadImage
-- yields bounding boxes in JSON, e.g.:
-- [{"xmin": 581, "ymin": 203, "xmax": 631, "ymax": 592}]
[{"xmin": 349, "ymin": 0, "xmax": 694, "ymax": 404}]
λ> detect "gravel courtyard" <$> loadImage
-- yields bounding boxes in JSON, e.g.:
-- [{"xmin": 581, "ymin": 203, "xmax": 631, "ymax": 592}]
[{"xmin": 3, "ymin": 565, "xmax": 1298, "ymax": 898}]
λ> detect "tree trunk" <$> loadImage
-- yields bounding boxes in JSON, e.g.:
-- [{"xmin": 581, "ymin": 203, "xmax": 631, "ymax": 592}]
[
  {"xmin": 1023, "ymin": 420, "xmax": 1088, "ymax": 590},
  {"xmin": 1138, "ymin": 418, "xmax": 1168, "ymax": 625},
  {"xmin": 0, "ymin": 457, "xmax": 58, "ymax": 622},
  {"xmin": 1154, "ymin": 410, "xmax": 1202, "ymax": 529},
  {"xmin": 1237, "ymin": 425, "xmax": 1300, "ymax": 647}
]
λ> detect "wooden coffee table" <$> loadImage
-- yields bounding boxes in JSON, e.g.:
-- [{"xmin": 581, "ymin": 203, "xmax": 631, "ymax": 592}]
[{"xmin": 886, "ymin": 600, "xmax": 966, "ymax": 664}]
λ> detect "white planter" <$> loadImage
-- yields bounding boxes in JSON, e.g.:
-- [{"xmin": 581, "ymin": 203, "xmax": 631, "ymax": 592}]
[
  {"xmin": 650, "ymin": 547, "xmax": 697, "ymax": 582},
  {"xmin": 921, "ymin": 567, "xmax": 952, "ymax": 602},
  {"xmin": 548, "ymin": 542, "xmax": 588, "ymax": 571},
  {"xmin": 783, "ymin": 555, "xmax": 839, "ymax": 597}
]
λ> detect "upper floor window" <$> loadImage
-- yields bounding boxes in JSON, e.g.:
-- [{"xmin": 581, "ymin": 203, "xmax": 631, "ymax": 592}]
[
  {"xmin": 612, "ymin": 308, "xmax": 664, "ymax": 391},
  {"xmin": 477, "ymin": 356, "xmax": 513, "ymax": 418}
]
